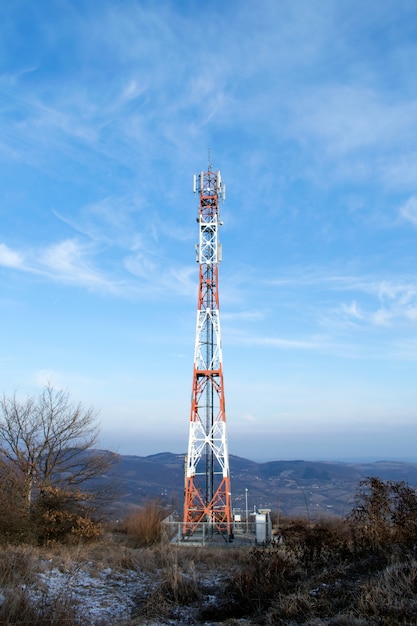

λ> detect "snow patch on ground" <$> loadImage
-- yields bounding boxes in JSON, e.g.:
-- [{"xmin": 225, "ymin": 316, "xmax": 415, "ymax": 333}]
[
  {"xmin": 30, "ymin": 561, "xmax": 149, "ymax": 624},
  {"xmin": 1, "ymin": 555, "xmax": 246, "ymax": 625}
]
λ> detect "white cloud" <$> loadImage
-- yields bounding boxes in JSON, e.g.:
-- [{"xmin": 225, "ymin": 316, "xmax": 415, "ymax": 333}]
[
  {"xmin": 0, "ymin": 238, "xmax": 122, "ymax": 294},
  {"xmin": 38, "ymin": 239, "xmax": 116, "ymax": 291},
  {"xmin": 116, "ymin": 80, "xmax": 145, "ymax": 107},
  {"xmin": 340, "ymin": 301, "xmax": 364, "ymax": 322},
  {"xmin": 241, "ymin": 334, "xmax": 327, "ymax": 351},
  {"xmin": 292, "ymin": 85, "xmax": 417, "ymax": 156},
  {"xmin": 265, "ymin": 269, "xmax": 417, "ymax": 338},
  {"xmin": 383, "ymin": 153, "xmax": 417, "ymax": 189},
  {"xmin": 400, "ymin": 196, "xmax": 417, "ymax": 227},
  {"xmin": 371, "ymin": 308, "xmax": 393, "ymax": 327},
  {"xmin": 405, "ymin": 306, "xmax": 417, "ymax": 321},
  {"xmin": 34, "ymin": 369, "xmax": 61, "ymax": 389},
  {"xmin": 0, "ymin": 243, "xmax": 24, "ymax": 268},
  {"xmin": 123, "ymin": 251, "xmax": 157, "ymax": 280},
  {"xmin": 334, "ymin": 279, "xmax": 417, "ymax": 328},
  {"xmin": 0, "ymin": 231, "xmax": 199, "ymax": 300}
]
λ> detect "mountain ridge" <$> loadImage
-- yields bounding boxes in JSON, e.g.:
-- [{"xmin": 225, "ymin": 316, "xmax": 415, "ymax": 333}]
[{"xmin": 107, "ymin": 452, "xmax": 417, "ymax": 519}]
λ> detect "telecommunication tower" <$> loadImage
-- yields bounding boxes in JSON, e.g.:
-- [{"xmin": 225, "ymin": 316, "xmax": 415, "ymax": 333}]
[{"xmin": 183, "ymin": 160, "xmax": 233, "ymax": 542}]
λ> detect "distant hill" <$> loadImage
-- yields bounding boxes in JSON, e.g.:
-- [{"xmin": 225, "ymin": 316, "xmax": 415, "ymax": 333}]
[{"xmin": 106, "ymin": 452, "xmax": 417, "ymax": 519}]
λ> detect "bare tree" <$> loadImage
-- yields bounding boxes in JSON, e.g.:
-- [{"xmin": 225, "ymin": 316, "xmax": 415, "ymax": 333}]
[{"xmin": 0, "ymin": 385, "xmax": 117, "ymax": 538}]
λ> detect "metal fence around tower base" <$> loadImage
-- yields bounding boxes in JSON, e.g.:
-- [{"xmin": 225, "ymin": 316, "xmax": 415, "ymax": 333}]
[{"xmin": 161, "ymin": 513, "xmax": 272, "ymax": 546}]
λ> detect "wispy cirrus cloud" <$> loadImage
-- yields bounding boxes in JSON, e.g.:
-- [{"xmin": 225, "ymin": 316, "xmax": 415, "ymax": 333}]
[
  {"xmin": 0, "ymin": 243, "xmax": 25, "ymax": 268},
  {"xmin": 0, "ymin": 238, "xmax": 120, "ymax": 292},
  {"xmin": 247, "ymin": 335, "xmax": 327, "ymax": 350},
  {"xmin": 328, "ymin": 278, "xmax": 417, "ymax": 329},
  {"xmin": 0, "ymin": 235, "xmax": 197, "ymax": 300},
  {"xmin": 38, "ymin": 239, "xmax": 117, "ymax": 291},
  {"xmin": 340, "ymin": 301, "xmax": 363, "ymax": 321},
  {"xmin": 400, "ymin": 196, "xmax": 417, "ymax": 227},
  {"xmin": 264, "ymin": 268, "xmax": 417, "ymax": 333},
  {"xmin": 292, "ymin": 85, "xmax": 417, "ymax": 156}
]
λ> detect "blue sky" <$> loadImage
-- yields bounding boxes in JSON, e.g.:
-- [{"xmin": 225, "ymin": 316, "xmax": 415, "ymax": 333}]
[{"xmin": 2, "ymin": 0, "xmax": 417, "ymax": 461}]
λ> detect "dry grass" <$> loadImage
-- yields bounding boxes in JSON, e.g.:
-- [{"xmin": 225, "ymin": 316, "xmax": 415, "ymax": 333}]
[
  {"xmin": 0, "ymin": 545, "xmax": 38, "ymax": 592},
  {"xmin": 0, "ymin": 589, "xmax": 83, "ymax": 626},
  {"xmin": 134, "ymin": 552, "xmax": 201, "ymax": 621},
  {"xmin": 123, "ymin": 500, "xmax": 168, "ymax": 547},
  {"xmin": 2, "ymin": 484, "xmax": 417, "ymax": 624},
  {"xmin": 0, "ymin": 545, "xmax": 82, "ymax": 625},
  {"xmin": 358, "ymin": 559, "xmax": 417, "ymax": 624},
  {"xmin": 0, "ymin": 534, "xmax": 410, "ymax": 625}
]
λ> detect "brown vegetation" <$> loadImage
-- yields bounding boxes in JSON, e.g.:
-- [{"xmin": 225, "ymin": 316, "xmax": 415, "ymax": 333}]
[
  {"xmin": 2, "ymin": 438, "xmax": 417, "ymax": 625},
  {"xmin": 0, "ymin": 385, "xmax": 116, "ymax": 544},
  {"xmin": 123, "ymin": 500, "xmax": 169, "ymax": 547}
]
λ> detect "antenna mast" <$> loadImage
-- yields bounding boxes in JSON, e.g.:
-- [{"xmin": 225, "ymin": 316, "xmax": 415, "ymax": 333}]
[{"xmin": 183, "ymin": 160, "xmax": 232, "ymax": 541}]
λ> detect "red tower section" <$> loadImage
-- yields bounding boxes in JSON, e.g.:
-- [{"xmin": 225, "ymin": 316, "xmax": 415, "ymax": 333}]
[{"xmin": 183, "ymin": 164, "xmax": 232, "ymax": 542}]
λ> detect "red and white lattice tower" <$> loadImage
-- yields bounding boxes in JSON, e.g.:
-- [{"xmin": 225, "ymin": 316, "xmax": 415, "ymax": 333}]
[{"xmin": 183, "ymin": 161, "xmax": 233, "ymax": 542}]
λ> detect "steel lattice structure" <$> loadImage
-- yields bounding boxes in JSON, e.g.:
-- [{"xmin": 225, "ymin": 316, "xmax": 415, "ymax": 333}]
[{"xmin": 183, "ymin": 163, "xmax": 232, "ymax": 541}]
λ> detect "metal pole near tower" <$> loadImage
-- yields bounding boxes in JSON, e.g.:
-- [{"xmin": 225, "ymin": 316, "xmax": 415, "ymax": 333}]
[{"xmin": 183, "ymin": 160, "xmax": 233, "ymax": 542}]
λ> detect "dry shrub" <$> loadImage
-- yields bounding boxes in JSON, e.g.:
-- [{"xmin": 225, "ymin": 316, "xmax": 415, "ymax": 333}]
[
  {"xmin": 280, "ymin": 519, "xmax": 352, "ymax": 569},
  {"xmin": 70, "ymin": 515, "xmax": 103, "ymax": 541},
  {"xmin": 225, "ymin": 544, "xmax": 300, "ymax": 618},
  {"xmin": 350, "ymin": 477, "xmax": 417, "ymax": 550},
  {"xmin": 218, "ymin": 520, "xmax": 363, "ymax": 623},
  {"xmin": 124, "ymin": 500, "xmax": 168, "ymax": 547},
  {"xmin": 358, "ymin": 559, "xmax": 417, "ymax": 623},
  {"xmin": 33, "ymin": 485, "xmax": 103, "ymax": 544},
  {"xmin": 41, "ymin": 509, "xmax": 103, "ymax": 543}
]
